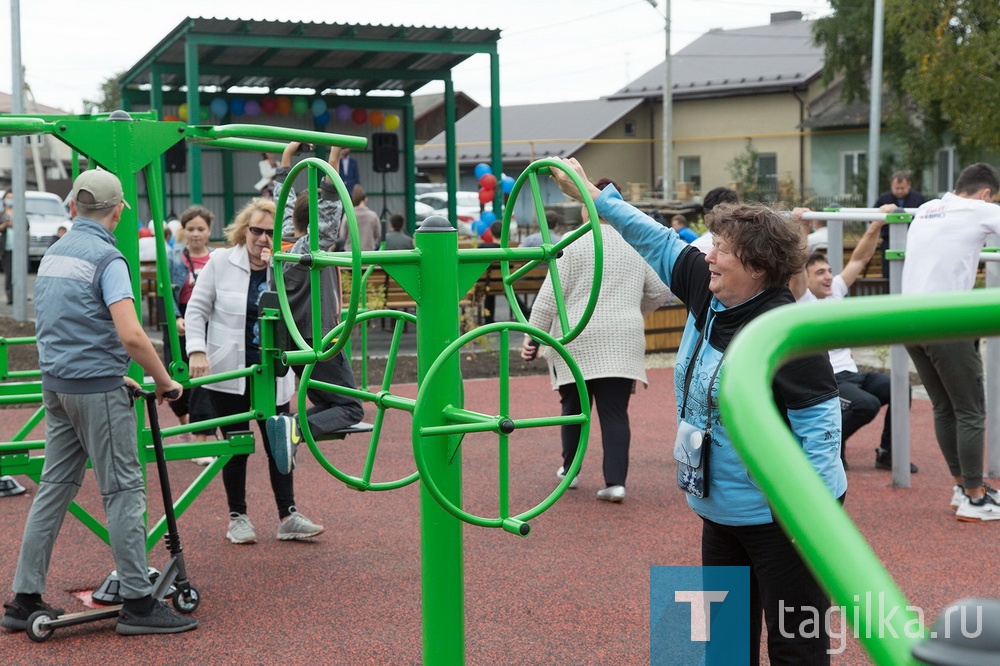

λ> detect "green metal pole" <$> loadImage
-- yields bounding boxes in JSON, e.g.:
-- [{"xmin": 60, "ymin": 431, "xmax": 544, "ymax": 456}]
[{"xmin": 414, "ymin": 217, "xmax": 466, "ymax": 664}]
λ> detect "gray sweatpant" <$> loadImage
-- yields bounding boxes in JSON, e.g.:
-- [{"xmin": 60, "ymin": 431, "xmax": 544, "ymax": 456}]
[
  {"xmin": 13, "ymin": 387, "xmax": 152, "ymax": 600},
  {"xmin": 906, "ymin": 340, "xmax": 986, "ymax": 489}
]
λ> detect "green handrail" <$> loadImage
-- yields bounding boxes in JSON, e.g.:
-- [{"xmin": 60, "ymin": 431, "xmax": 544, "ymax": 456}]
[{"xmin": 719, "ymin": 289, "xmax": 1000, "ymax": 665}]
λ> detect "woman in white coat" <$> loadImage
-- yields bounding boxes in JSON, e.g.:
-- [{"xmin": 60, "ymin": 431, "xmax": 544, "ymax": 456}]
[
  {"xmin": 186, "ymin": 198, "xmax": 323, "ymax": 545},
  {"xmin": 522, "ymin": 186, "xmax": 674, "ymax": 503}
]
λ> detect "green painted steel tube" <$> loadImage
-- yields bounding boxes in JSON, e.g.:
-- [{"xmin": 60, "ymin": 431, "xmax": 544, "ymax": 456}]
[
  {"xmin": 413, "ymin": 219, "xmax": 466, "ymax": 665},
  {"xmin": 719, "ymin": 289, "xmax": 1000, "ymax": 665}
]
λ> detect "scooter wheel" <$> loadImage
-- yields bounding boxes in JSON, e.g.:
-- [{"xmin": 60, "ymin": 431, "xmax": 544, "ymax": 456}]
[
  {"xmin": 26, "ymin": 610, "xmax": 55, "ymax": 643},
  {"xmin": 173, "ymin": 586, "xmax": 200, "ymax": 613}
]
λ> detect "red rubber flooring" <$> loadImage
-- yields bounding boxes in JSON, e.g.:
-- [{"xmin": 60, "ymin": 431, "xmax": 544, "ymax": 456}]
[{"xmin": 1, "ymin": 368, "xmax": 998, "ymax": 665}]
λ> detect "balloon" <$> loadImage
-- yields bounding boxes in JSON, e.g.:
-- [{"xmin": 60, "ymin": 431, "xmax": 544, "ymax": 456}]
[
  {"xmin": 369, "ymin": 110, "xmax": 384, "ymax": 127},
  {"xmin": 478, "ymin": 188, "xmax": 495, "ymax": 205},
  {"xmin": 260, "ymin": 97, "xmax": 278, "ymax": 115},
  {"xmin": 336, "ymin": 104, "xmax": 351, "ymax": 122},
  {"xmin": 199, "ymin": 106, "xmax": 210, "ymax": 123},
  {"xmin": 315, "ymin": 110, "xmax": 331, "ymax": 125},
  {"xmin": 230, "ymin": 98, "xmax": 245, "ymax": 116},
  {"xmin": 480, "ymin": 210, "xmax": 497, "ymax": 224},
  {"xmin": 163, "ymin": 114, "xmax": 180, "ymax": 122},
  {"xmin": 383, "ymin": 113, "xmax": 400, "ymax": 131},
  {"xmin": 472, "ymin": 218, "xmax": 490, "ymax": 236},
  {"xmin": 244, "ymin": 100, "xmax": 261, "ymax": 117},
  {"xmin": 210, "ymin": 98, "xmax": 228, "ymax": 118},
  {"xmin": 311, "ymin": 98, "xmax": 328, "ymax": 117},
  {"xmin": 177, "ymin": 104, "xmax": 188, "ymax": 121},
  {"xmin": 276, "ymin": 96, "xmax": 292, "ymax": 115},
  {"xmin": 292, "ymin": 97, "xmax": 309, "ymax": 116},
  {"xmin": 501, "ymin": 174, "xmax": 516, "ymax": 194},
  {"xmin": 474, "ymin": 163, "xmax": 492, "ymax": 179},
  {"xmin": 352, "ymin": 108, "xmax": 368, "ymax": 125},
  {"xmin": 479, "ymin": 173, "xmax": 497, "ymax": 189}
]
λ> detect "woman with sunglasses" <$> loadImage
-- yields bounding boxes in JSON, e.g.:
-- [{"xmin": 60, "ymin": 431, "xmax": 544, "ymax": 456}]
[{"xmin": 185, "ymin": 198, "xmax": 324, "ymax": 545}]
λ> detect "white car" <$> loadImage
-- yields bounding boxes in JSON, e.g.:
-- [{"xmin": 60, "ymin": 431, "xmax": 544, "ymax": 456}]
[
  {"xmin": 1, "ymin": 190, "xmax": 73, "ymax": 268},
  {"xmin": 415, "ymin": 190, "xmax": 515, "ymax": 237}
]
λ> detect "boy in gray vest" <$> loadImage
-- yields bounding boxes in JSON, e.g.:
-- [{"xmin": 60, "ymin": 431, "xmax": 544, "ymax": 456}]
[{"xmin": 3, "ymin": 170, "xmax": 196, "ymax": 635}]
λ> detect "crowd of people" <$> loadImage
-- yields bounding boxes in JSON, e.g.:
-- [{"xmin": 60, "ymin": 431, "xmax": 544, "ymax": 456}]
[{"xmin": 3, "ymin": 140, "xmax": 1000, "ymax": 660}]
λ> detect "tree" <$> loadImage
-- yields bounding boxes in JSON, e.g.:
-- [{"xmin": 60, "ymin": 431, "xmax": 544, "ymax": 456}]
[
  {"xmin": 727, "ymin": 143, "xmax": 774, "ymax": 203},
  {"xmin": 83, "ymin": 73, "xmax": 123, "ymax": 114},
  {"xmin": 812, "ymin": 1, "xmax": 998, "ymax": 184}
]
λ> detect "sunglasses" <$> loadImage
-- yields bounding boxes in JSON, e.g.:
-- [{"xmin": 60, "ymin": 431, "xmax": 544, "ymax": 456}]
[{"xmin": 247, "ymin": 226, "xmax": 274, "ymax": 238}]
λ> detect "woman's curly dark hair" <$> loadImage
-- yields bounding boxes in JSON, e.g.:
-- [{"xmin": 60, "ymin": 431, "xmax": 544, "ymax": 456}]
[{"xmin": 706, "ymin": 203, "xmax": 805, "ymax": 289}]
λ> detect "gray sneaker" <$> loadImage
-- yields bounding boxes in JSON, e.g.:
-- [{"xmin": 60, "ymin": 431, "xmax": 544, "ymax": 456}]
[
  {"xmin": 117, "ymin": 600, "xmax": 198, "ymax": 635},
  {"xmin": 277, "ymin": 509, "xmax": 324, "ymax": 541},
  {"xmin": 226, "ymin": 512, "xmax": 257, "ymax": 544}
]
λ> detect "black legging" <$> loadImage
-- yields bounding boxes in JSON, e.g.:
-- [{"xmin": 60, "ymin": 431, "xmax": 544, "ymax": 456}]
[
  {"xmin": 208, "ymin": 388, "xmax": 293, "ymax": 520},
  {"xmin": 558, "ymin": 377, "xmax": 635, "ymax": 487}
]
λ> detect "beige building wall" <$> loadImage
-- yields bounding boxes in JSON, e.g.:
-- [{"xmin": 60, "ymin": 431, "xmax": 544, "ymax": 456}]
[
  {"xmin": 573, "ymin": 101, "xmax": 658, "ymax": 199},
  {"xmin": 644, "ymin": 89, "xmax": 822, "ymax": 199}
]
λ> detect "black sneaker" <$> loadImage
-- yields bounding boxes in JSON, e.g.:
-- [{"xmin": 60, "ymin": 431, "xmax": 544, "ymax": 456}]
[
  {"xmin": 116, "ymin": 600, "xmax": 198, "ymax": 635},
  {"xmin": 1, "ymin": 599, "xmax": 65, "ymax": 632},
  {"xmin": 875, "ymin": 448, "xmax": 919, "ymax": 473}
]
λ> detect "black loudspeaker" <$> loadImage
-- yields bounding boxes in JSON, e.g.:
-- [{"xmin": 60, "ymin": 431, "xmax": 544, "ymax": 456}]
[
  {"xmin": 372, "ymin": 133, "xmax": 399, "ymax": 173},
  {"xmin": 165, "ymin": 141, "xmax": 186, "ymax": 173}
]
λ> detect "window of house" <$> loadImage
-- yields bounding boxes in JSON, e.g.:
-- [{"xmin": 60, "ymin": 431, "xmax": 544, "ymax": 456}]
[
  {"xmin": 623, "ymin": 120, "xmax": 636, "ymax": 137},
  {"xmin": 679, "ymin": 156, "xmax": 701, "ymax": 191},
  {"xmin": 757, "ymin": 153, "xmax": 778, "ymax": 192},
  {"xmin": 936, "ymin": 146, "xmax": 956, "ymax": 195},
  {"xmin": 839, "ymin": 150, "xmax": 867, "ymax": 196}
]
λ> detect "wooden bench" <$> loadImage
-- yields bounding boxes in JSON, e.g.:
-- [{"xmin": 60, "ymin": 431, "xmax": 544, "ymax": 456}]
[{"xmin": 342, "ymin": 267, "xmax": 485, "ymax": 328}]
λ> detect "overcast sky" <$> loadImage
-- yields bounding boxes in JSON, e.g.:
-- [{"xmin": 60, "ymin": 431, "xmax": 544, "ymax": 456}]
[{"xmin": 2, "ymin": 0, "xmax": 832, "ymax": 113}]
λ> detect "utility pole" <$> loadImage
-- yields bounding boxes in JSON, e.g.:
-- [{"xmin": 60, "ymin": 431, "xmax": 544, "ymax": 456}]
[
  {"xmin": 645, "ymin": 0, "xmax": 671, "ymax": 200},
  {"xmin": 10, "ymin": 0, "xmax": 29, "ymax": 322}
]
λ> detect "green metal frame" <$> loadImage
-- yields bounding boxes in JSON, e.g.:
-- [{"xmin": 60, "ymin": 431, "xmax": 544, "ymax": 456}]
[
  {"xmin": 267, "ymin": 156, "xmax": 603, "ymax": 663},
  {"xmin": 116, "ymin": 18, "xmax": 501, "ymax": 238},
  {"xmin": 0, "ymin": 113, "xmax": 352, "ymax": 553},
  {"xmin": 719, "ymin": 289, "xmax": 1000, "ymax": 665}
]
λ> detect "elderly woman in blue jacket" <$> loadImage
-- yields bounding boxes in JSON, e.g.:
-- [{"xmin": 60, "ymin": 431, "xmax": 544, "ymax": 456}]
[{"xmin": 550, "ymin": 158, "xmax": 846, "ymax": 666}]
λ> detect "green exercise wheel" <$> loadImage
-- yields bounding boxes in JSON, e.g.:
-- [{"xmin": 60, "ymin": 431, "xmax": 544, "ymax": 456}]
[
  {"xmin": 295, "ymin": 309, "xmax": 419, "ymax": 491},
  {"xmin": 500, "ymin": 158, "xmax": 603, "ymax": 345},
  {"xmin": 411, "ymin": 321, "xmax": 590, "ymax": 536},
  {"xmin": 271, "ymin": 157, "xmax": 363, "ymax": 361}
]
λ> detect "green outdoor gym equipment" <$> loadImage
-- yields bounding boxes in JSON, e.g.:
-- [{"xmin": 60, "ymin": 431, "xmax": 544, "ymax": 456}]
[
  {"xmin": 721, "ymin": 289, "xmax": 1000, "ymax": 665},
  {"xmin": 0, "ymin": 111, "xmax": 363, "ymax": 552},
  {"xmin": 268, "ymin": 156, "xmax": 604, "ymax": 663}
]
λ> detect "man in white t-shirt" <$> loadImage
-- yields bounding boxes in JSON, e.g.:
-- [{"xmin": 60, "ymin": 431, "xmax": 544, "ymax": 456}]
[
  {"xmin": 794, "ymin": 212, "xmax": 916, "ymax": 472},
  {"xmin": 901, "ymin": 162, "xmax": 1000, "ymax": 522}
]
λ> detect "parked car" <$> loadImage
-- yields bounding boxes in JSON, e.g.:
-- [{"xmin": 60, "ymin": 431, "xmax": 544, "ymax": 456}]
[
  {"xmin": 414, "ymin": 190, "xmax": 515, "ymax": 237},
  {"xmin": 1, "ymin": 190, "xmax": 74, "ymax": 269}
]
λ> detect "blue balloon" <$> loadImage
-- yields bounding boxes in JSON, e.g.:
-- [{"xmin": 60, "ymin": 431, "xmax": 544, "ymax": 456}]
[
  {"xmin": 311, "ymin": 98, "xmax": 328, "ymax": 118},
  {"xmin": 501, "ymin": 175, "xmax": 515, "ymax": 194},
  {"xmin": 315, "ymin": 110, "xmax": 331, "ymax": 126},
  {"xmin": 480, "ymin": 210, "xmax": 497, "ymax": 224},
  {"xmin": 230, "ymin": 98, "xmax": 245, "ymax": 116},
  {"xmin": 210, "ymin": 97, "xmax": 228, "ymax": 118},
  {"xmin": 474, "ymin": 163, "xmax": 492, "ymax": 180},
  {"xmin": 472, "ymin": 218, "xmax": 490, "ymax": 236}
]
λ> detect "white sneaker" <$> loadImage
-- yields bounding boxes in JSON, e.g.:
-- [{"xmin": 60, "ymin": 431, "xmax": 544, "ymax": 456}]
[
  {"xmin": 556, "ymin": 466, "xmax": 579, "ymax": 489},
  {"xmin": 956, "ymin": 494, "xmax": 1000, "ymax": 522},
  {"xmin": 226, "ymin": 513, "xmax": 257, "ymax": 544},
  {"xmin": 951, "ymin": 484, "xmax": 1000, "ymax": 509},
  {"xmin": 192, "ymin": 457, "xmax": 215, "ymax": 466},
  {"xmin": 596, "ymin": 485, "xmax": 626, "ymax": 502},
  {"xmin": 277, "ymin": 509, "xmax": 324, "ymax": 541}
]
